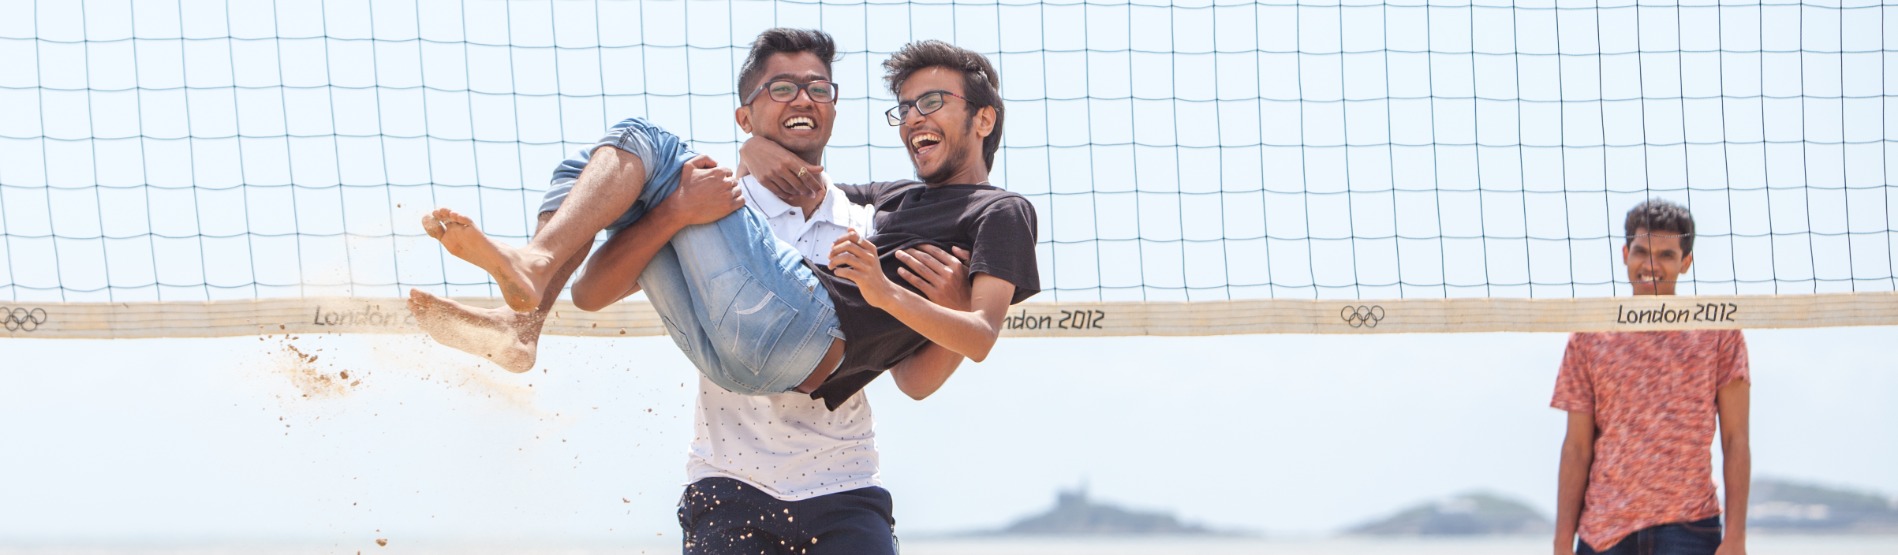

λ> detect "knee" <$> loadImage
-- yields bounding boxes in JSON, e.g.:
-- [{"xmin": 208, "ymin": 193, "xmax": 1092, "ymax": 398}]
[
  {"xmin": 569, "ymin": 284, "xmax": 615, "ymax": 312},
  {"xmin": 571, "ymin": 293, "xmax": 611, "ymax": 313}
]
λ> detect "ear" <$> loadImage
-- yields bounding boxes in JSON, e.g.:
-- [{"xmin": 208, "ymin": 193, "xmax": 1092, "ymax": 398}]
[
  {"xmin": 973, "ymin": 105, "xmax": 997, "ymax": 139},
  {"xmin": 1679, "ymin": 252, "xmax": 1694, "ymax": 275},
  {"xmin": 735, "ymin": 106, "xmax": 754, "ymax": 134},
  {"xmin": 1620, "ymin": 242, "xmax": 1631, "ymax": 265}
]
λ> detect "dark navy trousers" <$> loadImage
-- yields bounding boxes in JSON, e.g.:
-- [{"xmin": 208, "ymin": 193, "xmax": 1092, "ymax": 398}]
[
  {"xmin": 1580, "ymin": 516, "xmax": 1723, "ymax": 555},
  {"xmin": 678, "ymin": 477, "xmax": 898, "ymax": 555}
]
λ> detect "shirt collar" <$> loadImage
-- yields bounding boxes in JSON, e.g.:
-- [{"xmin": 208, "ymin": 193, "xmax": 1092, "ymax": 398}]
[
  {"xmin": 739, "ymin": 175, "xmax": 798, "ymax": 219},
  {"xmin": 739, "ymin": 172, "xmax": 859, "ymax": 227}
]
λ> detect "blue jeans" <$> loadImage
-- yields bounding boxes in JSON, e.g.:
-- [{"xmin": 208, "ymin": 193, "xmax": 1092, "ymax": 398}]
[
  {"xmin": 543, "ymin": 118, "xmax": 841, "ymax": 395},
  {"xmin": 1580, "ymin": 516, "xmax": 1723, "ymax": 555},
  {"xmin": 679, "ymin": 478, "xmax": 898, "ymax": 555}
]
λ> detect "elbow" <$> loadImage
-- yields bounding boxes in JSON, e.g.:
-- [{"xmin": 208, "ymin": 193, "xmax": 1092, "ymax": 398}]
[
  {"xmin": 963, "ymin": 331, "xmax": 1000, "ymax": 363},
  {"xmin": 891, "ymin": 374, "xmax": 940, "ymax": 401},
  {"xmin": 964, "ymin": 342, "xmax": 994, "ymax": 363}
]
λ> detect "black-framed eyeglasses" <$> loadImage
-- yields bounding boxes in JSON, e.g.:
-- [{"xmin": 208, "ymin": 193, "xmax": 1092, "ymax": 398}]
[
  {"xmin": 743, "ymin": 79, "xmax": 839, "ymax": 105},
  {"xmin": 885, "ymin": 90, "xmax": 970, "ymax": 126}
]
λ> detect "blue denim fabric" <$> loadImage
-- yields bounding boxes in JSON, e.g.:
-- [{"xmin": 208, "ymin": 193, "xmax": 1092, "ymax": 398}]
[
  {"xmin": 1579, "ymin": 516, "xmax": 1723, "ymax": 555},
  {"xmin": 542, "ymin": 117, "xmax": 685, "ymax": 232},
  {"xmin": 542, "ymin": 118, "xmax": 841, "ymax": 395}
]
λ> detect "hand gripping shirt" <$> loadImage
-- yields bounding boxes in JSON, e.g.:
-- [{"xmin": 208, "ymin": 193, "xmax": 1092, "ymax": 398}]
[{"xmin": 807, "ymin": 181, "xmax": 1042, "ymax": 410}]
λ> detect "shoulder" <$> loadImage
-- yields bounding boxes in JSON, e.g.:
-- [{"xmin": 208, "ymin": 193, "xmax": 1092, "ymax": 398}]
[
  {"xmin": 1565, "ymin": 332, "xmax": 1621, "ymax": 355},
  {"xmin": 837, "ymin": 180, "xmax": 924, "ymax": 205},
  {"xmin": 970, "ymin": 189, "xmax": 1036, "ymax": 217}
]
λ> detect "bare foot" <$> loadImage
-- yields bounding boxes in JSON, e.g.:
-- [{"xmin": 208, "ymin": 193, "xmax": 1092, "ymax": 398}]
[
  {"xmin": 423, "ymin": 208, "xmax": 554, "ymax": 312},
  {"xmin": 407, "ymin": 288, "xmax": 544, "ymax": 373}
]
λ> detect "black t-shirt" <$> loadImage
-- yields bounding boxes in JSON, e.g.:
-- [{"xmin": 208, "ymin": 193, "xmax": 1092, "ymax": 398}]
[{"xmin": 807, "ymin": 180, "xmax": 1041, "ymax": 409}]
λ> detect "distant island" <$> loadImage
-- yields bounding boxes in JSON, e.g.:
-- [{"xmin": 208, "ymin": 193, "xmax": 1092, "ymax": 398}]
[
  {"xmin": 1751, "ymin": 478, "xmax": 1898, "ymax": 533},
  {"xmin": 975, "ymin": 485, "xmax": 1240, "ymax": 536},
  {"xmin": 1346, "ymin": 491, "xmax": 1551, "ymax": 536},
  {"xmin": 1346, "ymin": 478, "xmax": 1898, "ymax": 537}
]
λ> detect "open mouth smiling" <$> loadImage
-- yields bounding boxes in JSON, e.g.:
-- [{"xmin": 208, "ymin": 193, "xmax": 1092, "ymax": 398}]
[
  {"xmin": 908, "ymin": 132, "xmax": 942, "ymax": 156},
  {"xmin": 784, "ymin": 116, "xmax": 817, "ymax": 130}
]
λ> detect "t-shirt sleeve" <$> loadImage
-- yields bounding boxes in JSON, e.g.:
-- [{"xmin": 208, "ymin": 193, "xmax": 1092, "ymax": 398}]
[
  {"xmin": 967, "ymin": 195, "xmax": 1042, "ymax": 305},
  {"xmin": 837, "ymin": 180, "xmax": 920, "ymax": 206},
  {"xmin": 1551, "ymin": 333, "xmax": 1596, "ymax": 414},
  {"xmin": 1715, "ymin": 330, "xmax": 1751, "ymax": 387},
  {"xmin": 834, "ymin": 182, "xmax": 877, "ymax": 205}
]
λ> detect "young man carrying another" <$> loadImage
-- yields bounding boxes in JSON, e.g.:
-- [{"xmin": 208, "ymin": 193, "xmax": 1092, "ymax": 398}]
[
  {"xmin": 663, "ymin": 30, "xmax": 967, "ymax": 554},
  {"xmin": 410, "ymin": 28, "xmax": 979, "ymax": 554},
  {"xmin": 1552, "ymin": 199, "xmax": 1751, "ymax": 555}
]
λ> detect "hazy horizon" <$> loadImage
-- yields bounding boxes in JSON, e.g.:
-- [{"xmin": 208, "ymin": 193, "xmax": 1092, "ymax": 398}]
[{"xmin": 6, "ymin": 326, "xmax": 1896, "ymax": 545}]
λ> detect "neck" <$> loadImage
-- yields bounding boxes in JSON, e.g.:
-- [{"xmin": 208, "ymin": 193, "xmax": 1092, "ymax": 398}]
[
  {"xmin": 791, "ymin": 192, "xmax": 823, "ymax": 220},
  {"xmin": 929, "ymin": 159, "xmax": 990, "ymax": 187},
  {"xmin": 793, "ymin": 148, "xmax": 824, "ymax": 167}
]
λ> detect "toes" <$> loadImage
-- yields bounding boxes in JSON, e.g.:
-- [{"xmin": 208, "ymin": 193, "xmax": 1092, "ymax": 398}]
[
  {"xmin": 440, "ymin": 208, "xmax": 473, "ymax": 228},
  {"xmin": 421, "ymin": 213, "xmax": 444, "ymax": 238}
]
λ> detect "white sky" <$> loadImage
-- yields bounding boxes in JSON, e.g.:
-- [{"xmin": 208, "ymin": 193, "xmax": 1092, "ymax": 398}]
[{"xmin": 2, "ymin": 0, "xmax": 1897, "ymax": 546}]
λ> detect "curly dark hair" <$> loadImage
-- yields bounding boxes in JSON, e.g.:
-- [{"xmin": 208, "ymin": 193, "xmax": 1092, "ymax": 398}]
[
  {"xmin": 1624, "ymin": 198, "xmax": 1696, "ymax": 255},
  {"xmin": 882, "ymin": 40, "xmax": 1004, "ymax": 170},
  {"xmin": 735, "ymin": 28, "xmax": 839, "ymax": 104}
]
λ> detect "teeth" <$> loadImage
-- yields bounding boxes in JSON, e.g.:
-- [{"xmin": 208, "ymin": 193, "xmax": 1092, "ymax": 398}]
[
  {"xmin": 784, "ymin": 117, "xmax": 815, "ymax": 129},
  {"xmin": 909, "ymin": 133, "xmax": 942, "ymax": 150}
]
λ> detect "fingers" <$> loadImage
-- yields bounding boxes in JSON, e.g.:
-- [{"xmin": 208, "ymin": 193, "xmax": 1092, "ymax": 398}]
[
  {"xmin": 686, "ymin": 154, "xmax": 718, "ymax": 169},
  {"xmin": 897, "ymin": 266, "xmax": 929, "ymax": 291},
  {"xmin": 758, "ymin": 173, "xmax": 795, "ymax": 200},
  {"xmin": 796, "ymin": 164, "xmax": 825, "ymax": 197},
  {"xmin": 895, "ymin": 249, "xmax": 945, "ymax": 283},
  {"xmin": 951, "ymin": 245, "xmax": 972, "ymax": 263},
  {"xmin": 829, "ymin": 235, "xmax": 876, "ymax": 271},
  {"xmin": 913, "ymin": 245, "xmax": 961, "ymax": 269},
  {"xmin": 893, "ymin": 250, "xmax": 935, "ymax": 283}
]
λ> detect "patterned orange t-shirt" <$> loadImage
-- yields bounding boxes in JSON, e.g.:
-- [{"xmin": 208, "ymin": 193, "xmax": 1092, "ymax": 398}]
[{"xmin": 1551, "ymin": 330, "xmax": 1749, "ymax": 552}]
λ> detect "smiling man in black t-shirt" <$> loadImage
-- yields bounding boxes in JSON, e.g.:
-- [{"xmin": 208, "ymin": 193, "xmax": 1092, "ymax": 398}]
[{"xmin": 740, "ymin": 40, "xmax": 1042, "ymax": 407}]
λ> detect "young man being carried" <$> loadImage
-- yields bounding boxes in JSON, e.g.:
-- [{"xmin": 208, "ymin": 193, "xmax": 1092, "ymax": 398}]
[
  {"xmin": 414, "ymin": 38, "xmax": 1035, "ymax": 409},
  {"xmin": 1552, "ymin": 199, "xmax": 1751, "ymax": 555}
]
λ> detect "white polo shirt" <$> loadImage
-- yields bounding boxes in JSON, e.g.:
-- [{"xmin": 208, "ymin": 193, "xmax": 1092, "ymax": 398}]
[{"xmin": 684, "ymin": 174, "xmax": 881, "ymax": 501}]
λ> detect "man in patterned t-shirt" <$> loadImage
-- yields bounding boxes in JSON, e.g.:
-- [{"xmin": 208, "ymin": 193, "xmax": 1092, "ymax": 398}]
[{"xmin": 1552, "ymin": 199, "xmax": 1751, "ymax": 555}]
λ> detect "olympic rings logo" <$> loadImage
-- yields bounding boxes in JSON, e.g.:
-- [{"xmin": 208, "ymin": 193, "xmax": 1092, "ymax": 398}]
[
  {"xmin": 1340, "ymin": 305, "xmax": 1385, "ymax": 328},
  {"xmin": 2, "ymin": 306, "xmax": 48, "ymax": 332}
]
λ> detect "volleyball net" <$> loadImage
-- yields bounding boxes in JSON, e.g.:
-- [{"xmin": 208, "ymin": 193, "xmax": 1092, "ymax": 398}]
[{"xmin": 2, "ymin": 0, "xmax": 1896, "ymax": 339}]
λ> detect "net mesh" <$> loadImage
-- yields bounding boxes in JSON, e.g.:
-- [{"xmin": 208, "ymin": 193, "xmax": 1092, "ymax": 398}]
[{"xmin": 2, "ymin": 0, "xmax": 1895, "ymax": 308}]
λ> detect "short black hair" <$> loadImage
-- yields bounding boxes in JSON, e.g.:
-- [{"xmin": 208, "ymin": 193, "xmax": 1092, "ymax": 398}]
[
  {"xmin": 736, "ymin": 28, "xmax": 839, "ymax": 104},
  {"xmin": 882, "ymin": 40, "xmax": 1004, "ymax": 170},
  {"xmin": 1624, "ymin": 198, "xmax": 1696, "ymax": 255}
]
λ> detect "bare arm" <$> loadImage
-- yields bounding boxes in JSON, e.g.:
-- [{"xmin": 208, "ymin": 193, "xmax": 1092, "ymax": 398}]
[
  {"xmin": 888, "ymin": 343, "xmax": 964, "ymax": 400},
  {"xmin": 569, "ymin": 156, "xmax": 741, "ymax": 311},
  {"xmin": 831, "ymin": 230, "xmax": 1011, "ymax": 362},
  {"xmin": 1715, "ymin": 380, "xmax": 1751, "ymax": 555},
  {"xmin": 737, "ymin": 134, "xmax": 825, "ymax": 200},
  {"xmin": 883, "ymin": 245, "xmax": 974, "ymax": 399},
  {"xmin": 1554, "ymin": 410, "xmax": 1596, "ymax": 555}
]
